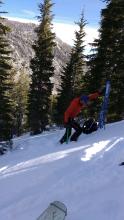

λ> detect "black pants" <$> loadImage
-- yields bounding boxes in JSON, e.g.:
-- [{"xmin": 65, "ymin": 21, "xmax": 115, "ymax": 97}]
[{"xmin": 60, "ymin": 119, "xmax": 82, "ymax": 143}]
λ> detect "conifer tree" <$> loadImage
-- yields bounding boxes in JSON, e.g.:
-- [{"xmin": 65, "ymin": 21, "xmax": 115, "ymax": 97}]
[
  {"xmin": 72, "ymin": 12, "xmax": 87, "ymax": 97},
  {"xmin": 11, "ymin": 68, "xmax": 30, "ymax": 136},
  {"xmin": 0, "ymin": 1, "xmax": 13, "ymax": 141},
  {"xmin": 85, "ymin": 0, "xmax": 124, "ymax": 121},
  {"xmin": 56, "ymin": 12, "xmax": 86, "ymax": 124},
  {"xmin": 28, "ymin": 0, "xmax": 56, "ymax": 134},
  {"xmin": 55, "ymin": 54, "xmax": 75, "ymax": 124}
]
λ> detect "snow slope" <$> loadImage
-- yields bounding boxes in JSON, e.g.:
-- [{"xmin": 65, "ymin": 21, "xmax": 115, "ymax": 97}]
[{"xmin": 0, "ymin": 121, "xmax": 124, "ymax": 220}]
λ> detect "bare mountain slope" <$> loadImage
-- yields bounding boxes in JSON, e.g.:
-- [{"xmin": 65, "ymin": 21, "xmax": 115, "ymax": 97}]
[{"xmin": 4, "ymin": 19, "xmax": 71, "ymax": 93}]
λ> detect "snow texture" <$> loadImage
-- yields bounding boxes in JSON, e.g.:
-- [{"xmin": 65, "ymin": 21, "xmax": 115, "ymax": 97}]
[{"xmin": 0, "ymin": 120, "xmax": 124, "ymax": 220}]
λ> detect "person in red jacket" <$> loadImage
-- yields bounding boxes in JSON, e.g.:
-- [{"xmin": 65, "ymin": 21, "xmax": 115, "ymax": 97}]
[{"xmin": 60, "ymin": 90, "xmax": 103, "ymax": 144}]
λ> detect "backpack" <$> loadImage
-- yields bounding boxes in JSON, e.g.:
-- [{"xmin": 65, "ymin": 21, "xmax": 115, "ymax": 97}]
[{"xmin": 82, "ymin": 118, "xmax": 98, "ymax": 134}]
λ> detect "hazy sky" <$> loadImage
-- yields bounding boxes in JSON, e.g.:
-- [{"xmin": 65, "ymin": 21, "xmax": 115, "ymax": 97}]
[
  {"xmin": 3, "ymin": 0, "xmax": 105, "ymax": 26},
  {"xmin": 2, "ymin": 0, "xmax": 106, "ymax": 50}
]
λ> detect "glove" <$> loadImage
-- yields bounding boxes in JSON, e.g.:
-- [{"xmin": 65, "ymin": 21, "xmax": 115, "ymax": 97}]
[{"xmin": 98, "ymin": 87, "xmax": 106, "ymax": 96}]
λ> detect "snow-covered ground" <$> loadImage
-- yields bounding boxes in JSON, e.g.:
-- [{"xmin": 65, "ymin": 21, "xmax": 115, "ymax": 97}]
[{"xmin": 0, "ymin": 120, "xmax": 124, "ymax": 220}]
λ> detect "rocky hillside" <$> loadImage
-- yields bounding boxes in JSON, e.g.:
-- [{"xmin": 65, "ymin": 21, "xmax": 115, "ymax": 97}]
[{"xmin": 4, "ymin": 19, "xmax": 71, "ymax": 93}]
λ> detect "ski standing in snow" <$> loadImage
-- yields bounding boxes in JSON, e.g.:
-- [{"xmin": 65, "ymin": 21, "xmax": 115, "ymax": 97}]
[{"xmin": 98, "ymin": 80, "xmax": 111, "ymax": 129}]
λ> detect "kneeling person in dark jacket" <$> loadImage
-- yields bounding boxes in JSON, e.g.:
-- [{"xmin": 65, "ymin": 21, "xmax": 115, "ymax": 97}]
[{"xmin": 82, "ymin": 118, "xmax": 98, "ymax": 134}]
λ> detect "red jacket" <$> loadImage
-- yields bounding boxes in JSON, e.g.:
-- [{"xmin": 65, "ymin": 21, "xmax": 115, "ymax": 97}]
[{"xmin": 64, "ymin": 92, "xmax": 100, "ymax": 123}]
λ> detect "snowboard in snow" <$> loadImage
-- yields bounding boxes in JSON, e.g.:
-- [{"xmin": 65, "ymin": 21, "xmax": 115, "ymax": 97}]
[{"xmin": 36, "ymin": 201, "xmax": 67, "ymax": 220}]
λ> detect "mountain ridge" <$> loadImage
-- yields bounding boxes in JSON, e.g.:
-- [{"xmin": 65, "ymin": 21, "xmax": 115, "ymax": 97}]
[{"xmin": 4, "ymin": 19, "xmax": 71, "ymax": 93}]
